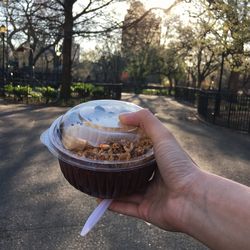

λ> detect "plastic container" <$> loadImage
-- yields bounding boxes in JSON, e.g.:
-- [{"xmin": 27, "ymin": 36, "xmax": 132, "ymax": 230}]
[{"xmin": 41, "ymin": 100, "xmax": 156, "ymax": 198}]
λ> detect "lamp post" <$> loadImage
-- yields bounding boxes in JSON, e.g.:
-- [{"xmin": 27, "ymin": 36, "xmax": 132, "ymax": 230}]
[
  {"xmin": 185, "ymin": 56, "xmax": 193, "ymax": 87},
  {"xmin": 0, "ymin": 24, "xmax": 7, "ymax": 91},
  {"xmin": 55, "ymin": 44, "xmax": 62, "ymax": 87},
  {"xmin": 214, "ymin": 51, "xmax": 225, "ymax": 118},
  {"xmin": 20, "ymin": 46, "xmax": 34, "ymax": 78},
  {"xmin": 214, "ymin": 24, "xmax": 229, "ymax": 118}
]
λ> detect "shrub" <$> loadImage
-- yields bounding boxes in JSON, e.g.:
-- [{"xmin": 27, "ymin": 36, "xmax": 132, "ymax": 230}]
[
  {"xmin": 71, "ymin": 82, "xmax": 94, "ymax": 97},
  {"xmin": 34, "ymin": 86, "xmax": 58, "ymax": 103},
  {"xmin": 29, "ymin": 91, "xmax": 42, "ymax": 98},
  {"xmin": 13, "ymin": 85, "xmax": 32, "ymax": 100},
  {"xmin": 92, "ymin": 86, "xmax": 105, "ymax": 99},
  {"xmin": 142, "ymin": 88, "xmax": 169, "ymax": 96},
  {"xmin": 4, "ymin": 84, "xmax": 14, "ymax": 96}
]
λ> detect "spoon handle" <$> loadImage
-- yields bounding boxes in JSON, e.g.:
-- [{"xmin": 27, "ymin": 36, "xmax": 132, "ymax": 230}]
[{"xmin": 80, "ymin": 199, "xmax": 113, "ymax": 236}]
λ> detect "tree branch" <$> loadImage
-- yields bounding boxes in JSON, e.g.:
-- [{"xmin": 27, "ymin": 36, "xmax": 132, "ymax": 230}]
[{"xmin": 73, "ymin": 0, "xmax": 113, "ymax": 21}]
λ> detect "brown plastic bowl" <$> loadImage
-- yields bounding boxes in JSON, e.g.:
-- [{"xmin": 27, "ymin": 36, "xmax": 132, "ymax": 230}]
[
  {"xmin": 58, "ymin": 158, "xmax": 156, "ymax": 198},
  {"xmin": 40, "ymin": 100, "xmax": 157, "ymax": 199}
]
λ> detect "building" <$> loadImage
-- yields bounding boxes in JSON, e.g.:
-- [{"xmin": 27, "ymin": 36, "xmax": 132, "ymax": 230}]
[{"xmin": 121, "ymin": 0, "xmax": 161, "ymax": 56}]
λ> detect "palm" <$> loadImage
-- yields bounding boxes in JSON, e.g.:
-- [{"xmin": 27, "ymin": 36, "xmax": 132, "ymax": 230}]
[
  {"xmin": 110, "ymin": 169, "xmax": 191, "ymax": 232},
  {"xmin": 109, "ymin": 109, "xmax": 200, "ymax": 232}
]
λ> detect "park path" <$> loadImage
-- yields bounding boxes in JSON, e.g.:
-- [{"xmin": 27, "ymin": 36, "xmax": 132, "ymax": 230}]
[
  {"xmin": 0, "ymin": 94, "xmax": 249, "ymax": 250},
  {"xmin": 122, "ymin": 94, "xmax": 250, "ymax": 185}
]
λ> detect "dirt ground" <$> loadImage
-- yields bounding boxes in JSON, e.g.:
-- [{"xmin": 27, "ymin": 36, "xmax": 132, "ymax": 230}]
[{"xmin": 0, "ymin": 94, "xmax": 249, "ymax": 250}]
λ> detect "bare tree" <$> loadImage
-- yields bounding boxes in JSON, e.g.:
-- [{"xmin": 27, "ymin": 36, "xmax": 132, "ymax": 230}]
[
  {"xmin": 200, "ymin": 0, "xmax": 250, "ymax": 92},
  {"xmin": 121, "ymin": 1, "xmax": 161, "ymax": 88},
  {"xmin": 2, "ymin": 0, "xmax": 63, "ymax": 71},
  {"xmin": 48, "ymin": 0, "xmax": 126, "ymax": 100}
]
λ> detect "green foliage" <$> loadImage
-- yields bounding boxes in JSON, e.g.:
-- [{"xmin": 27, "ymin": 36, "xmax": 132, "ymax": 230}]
[
  {"xmin": 71, "ymin": 82, "xmax": 94, "ymax": 97},
  {"xmin": 29, "ymin": 91, "xmax": 42, "ymax": 98},
  {"xmin": 92, "ymin": 86, "xmax": 105, "ymax": 98},
  {"xmin": 14, "ymin": 85, "xmax": 32, "ymax": 97},
  {"xmin": 142, "ymin": 88, "xmax": 169, "ymax": 96},
  {"xmin": 4, "ymin": 84, "xmax": 36, "ymax": 101},
  {"xmin": 34, "ymin": 86, "xmax": 58, "ymax": 103},
  {"xmin": 71, "ymin": 82, "xmax": 106, "ymax": 99},
  {"xmin": 4, "ymin": 84, "xmax": 14, "ymax": 95},
  {"xmin": 4, "ymin": 84, "xmax": 58, "ymax": 103},
  {"xmin": 3, "ymin": 82, "xmax": 120, "ymax": 103}
]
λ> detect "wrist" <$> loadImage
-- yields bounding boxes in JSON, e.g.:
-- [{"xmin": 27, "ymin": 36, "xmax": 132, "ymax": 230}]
[
  {"xmin": 177, "ymin": 169, "xmax": 210, "ymax": 234},
  {"xmin": 160, "ymin": 166, "xmax": 207, "ymax": 233},
  {"xmin": 178, "ymin": 169, "xmax": 250, "ymax": 250}
]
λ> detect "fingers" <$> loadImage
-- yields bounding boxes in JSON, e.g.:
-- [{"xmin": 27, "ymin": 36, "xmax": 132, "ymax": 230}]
[
  {"xmin": 101, "ymin": 194, "xmax": 145, "ymax": 219},
  {"xmin": 109, "ymin": 200, "xmax": 141, "ymax": 219},
  {"xmin": 98, "ymin": 193, "xmax": 144, "ymax": 206},
  {"xmin": 113, "ymin": 193, "xmax": 145, "ymax": 205},
  {"xmin": 119, "ymin": 109, "xmax": 172, "ymax": 143}
]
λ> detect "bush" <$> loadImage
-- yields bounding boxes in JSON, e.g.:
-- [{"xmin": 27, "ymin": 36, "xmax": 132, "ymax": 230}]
[
  {"xmin": 142, "ymin": 88, "xmax": 169, "ymax": 96},
  {"xmin": 34, "ymin": 86, "xmax": 58, "ymax": 103},
  {"xmin": 13, "ymin": 85, "xmax": 32, "ymax": 100},
  {"xmin": 29, "ymin": 91, "xmax": 42, "ymax": 98},
  {"xmin": 4, "ymin": 84, "xmax": 14, "ymax": 96},
  {"xmin": 71, "ymin": 82, "xmax": 95, "ymax": 98},
  {"xmin": 92, "ymin": 86, "xmax": 105, "ymax": 99},
  {"xmin": 3, "ymin": 82, "xmax": 120, "ymax": 104},
  {"xmin": 4, "ymin": 84, "xmax": 36, "ymax": 101}
]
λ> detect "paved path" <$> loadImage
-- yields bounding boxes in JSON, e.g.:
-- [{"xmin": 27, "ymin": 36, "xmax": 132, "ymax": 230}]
[{"xmin": 0, "ymin": 94, "xmax": 250, "ymax": 250}]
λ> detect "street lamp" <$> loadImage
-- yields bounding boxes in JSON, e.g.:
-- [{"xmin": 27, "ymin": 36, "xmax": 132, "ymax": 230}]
[
  {"xmin": 55, "ymin": 44, "xmax": 62, "ymax": 87},
  {"xmin": 185, "ymin": 55, "xmax": 193, "ymax": 87},
  {"xmin": 214, "ymin": 25, "xmax": 229, "ymax": 117},
  {"xmin": 0, "ymin": 24, "xmax": 7, "ymax": 90}
]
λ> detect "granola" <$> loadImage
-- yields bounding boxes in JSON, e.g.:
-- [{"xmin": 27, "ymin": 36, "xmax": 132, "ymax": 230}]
[{"xmin": 73, "ymin": 137, "xmax": 153, "ymax": 161}]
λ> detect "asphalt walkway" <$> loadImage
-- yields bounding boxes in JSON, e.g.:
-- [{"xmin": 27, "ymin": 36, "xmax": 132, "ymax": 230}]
[{"xmin": 0, "ymin": 94, "xmax": 250, "ymax": 250}]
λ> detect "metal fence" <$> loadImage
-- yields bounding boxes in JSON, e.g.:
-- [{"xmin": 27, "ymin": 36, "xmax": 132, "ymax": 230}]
[
  {"xmin": 174, "ymin": 86, "xmax": 199, "ymax": 105},
  {"xmin": 1, "ymin": 77, "xmax": 123, "ymax": 104},
  {"xmin": 176, "ymin": 86, "xmax": 250, "ymax": 134}
]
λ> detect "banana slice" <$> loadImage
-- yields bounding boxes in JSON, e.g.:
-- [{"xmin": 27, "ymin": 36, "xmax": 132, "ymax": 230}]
[{"xmin": 62, "ymin": 125, "xmax": 88, "ymax": 150}]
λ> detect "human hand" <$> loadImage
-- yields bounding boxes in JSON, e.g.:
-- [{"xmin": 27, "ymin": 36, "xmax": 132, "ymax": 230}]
[
  {"xmin": 109, "ymin": 109, "xmax": 202, "ymax": 232},
  {"xmin": 108, "ymin": 109, "xmax": 250, "ymax": 250}
]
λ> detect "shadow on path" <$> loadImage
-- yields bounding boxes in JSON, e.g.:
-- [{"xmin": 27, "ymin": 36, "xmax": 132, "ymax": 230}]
[{"xmin": 2, "ymin": 94, "xmax": 249, "ymax": 249}]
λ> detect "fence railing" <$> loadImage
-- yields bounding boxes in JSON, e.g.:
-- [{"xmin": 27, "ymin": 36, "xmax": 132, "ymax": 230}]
[
  {"xmin": 174, "ymin": 86, "xmax": 199, "ymax": 105},
  {"xmin": 1, "ymin": 79, "xmax": 123, "ymax": 104},
  {"xmin": 175, "ymin": 86, "xmax": 250, "ymax": 134}
]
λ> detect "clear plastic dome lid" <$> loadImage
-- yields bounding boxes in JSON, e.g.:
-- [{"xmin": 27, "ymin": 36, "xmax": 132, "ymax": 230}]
[
  {"xmin": 41, "ymin": 100, "xmax": 154, "ymax": 170},
  {"xmin": 59, "ymin": 100, "xmax": 143, "ymax": 150}
]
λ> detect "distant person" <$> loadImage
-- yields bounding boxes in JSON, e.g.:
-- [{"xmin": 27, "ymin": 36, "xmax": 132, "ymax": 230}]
[{"xmin": 108, "ymin": 109, "xmax": 250, "ymax": 250}]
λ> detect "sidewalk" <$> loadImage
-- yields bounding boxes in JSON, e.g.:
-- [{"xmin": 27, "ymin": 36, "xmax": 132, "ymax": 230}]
[{"xmin": 0, "ymin": 94, "xmax": 249, "ymax": 249}]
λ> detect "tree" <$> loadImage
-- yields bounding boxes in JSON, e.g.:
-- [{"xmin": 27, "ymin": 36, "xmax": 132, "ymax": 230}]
[
  {"xmin": 1, "ymin": 0, "xmax": 126, "ymax": 100},
  {"xmin": 91, "ymin": 34, "xmax": 125, "ymax": 83},
  {"xmin": 161, "ymin": 16, "xmax": 220, "ymax": 89},
  {"xmin": 2, "ymin": 0, "xmax": 62, "ymax": 73},
  {"xmin": 121, "ymin": 1, "xmax": 161, "ymax": 88},
  {"xmin": 48, "ymin": 0, "xmax": 126, "ymax": 100},
  {"xmin": 189, "ymin": 24, "xmax": 220, "ymax": 88},
  {"xmin": 198, "ymin": 0, "xmax": 250, "ymax": 92}
]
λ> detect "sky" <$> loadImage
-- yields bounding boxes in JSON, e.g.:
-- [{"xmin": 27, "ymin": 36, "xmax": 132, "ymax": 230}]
[
  {"xmin": 107, "ymin": 0, "xmax": 189, "ymax": 22},
  {"xmin": 142, "ymin": 0, "xmax": 177, "ymax": 9}
]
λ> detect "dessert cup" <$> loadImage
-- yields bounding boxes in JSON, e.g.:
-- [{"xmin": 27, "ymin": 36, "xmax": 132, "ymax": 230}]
[{"xmin": 41, "ymin": 100, "xmax": 156, "ymax": 198}]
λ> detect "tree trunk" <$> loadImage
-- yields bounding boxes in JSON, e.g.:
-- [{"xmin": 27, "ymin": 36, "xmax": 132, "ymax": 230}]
[
  {"xmin": 228, "ymin": 71, "xmax": 240, "ymax": 93},
  {"xmin": 168, "ymin": 76, "xmax": 173, "ymax": 96},
  {"xmin": 197, "ymin": 74, "xmax": 203, "ymax": 89},
  {"xmin": 227, "ymin": 50, "xmax": 242, "ymax": 93},
  {"xmin": 60, "ymin": 1, "xmax": 74, "ymax": 100}
]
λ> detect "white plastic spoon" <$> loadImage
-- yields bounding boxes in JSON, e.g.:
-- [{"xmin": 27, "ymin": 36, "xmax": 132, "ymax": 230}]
[{"xmin": 80, "ymin": 199, "xmax": 113, "ymax": 236}]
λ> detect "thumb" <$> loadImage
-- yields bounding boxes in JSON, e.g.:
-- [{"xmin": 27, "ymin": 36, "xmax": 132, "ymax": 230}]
[{"xmin": 119, "ymin": 109, "xmax": 172, "ymax": 143}]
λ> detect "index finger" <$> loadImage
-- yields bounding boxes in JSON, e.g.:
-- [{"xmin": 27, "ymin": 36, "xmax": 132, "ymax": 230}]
[{"xmin": 119, "ymin": 109, "xmax": 172, "ymax": 144}]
